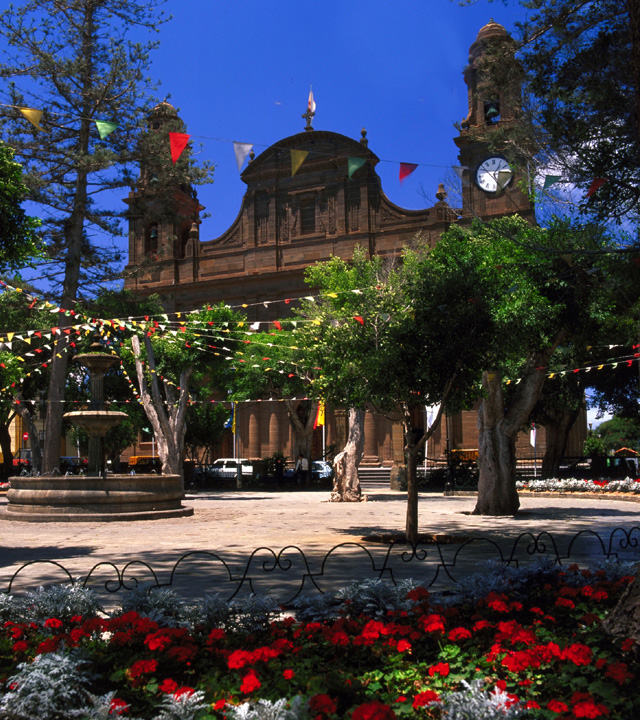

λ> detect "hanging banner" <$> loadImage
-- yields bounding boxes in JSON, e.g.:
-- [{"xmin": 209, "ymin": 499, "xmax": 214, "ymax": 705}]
[
  {"xmin": 348, "ymin": 157, "xmax": 366, "ymax": 179},
  {"xmin": 95, "ymin": 121, "xmax": 118, "ymax": 139},
  {"xmin": 19, "ymin": 108, "xmax": 45, "ymax": 131},
  {"xmin": 233, "ymin": 142, "xmax": 253, "ymax": 171},
  {"xmin": 586, "ymin": 177, "xmax": 607, "ymax": 198},
  {"xmin": 290, "ymin": 149, "xmax": 308, "ymax": 176},
  {"xmin": 399, "ymin": 162, "xmax": 418, "ymax": 183},
  {"xmin": 543, "ymin": 174, "xmax": 561, "ymax": 189},
  {"xmin": 169, "ymin": 132, "xmax": 190, "ymax": 164}
]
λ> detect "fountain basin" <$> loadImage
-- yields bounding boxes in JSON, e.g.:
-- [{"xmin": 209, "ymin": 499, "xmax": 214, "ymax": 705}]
[
  {"xmin": 4, "ymin": 474, "xmax": 193, "ymax": 522},
  {"xmin": 63, "ymin": 410, "xmax": 129, "ymax": 436}
]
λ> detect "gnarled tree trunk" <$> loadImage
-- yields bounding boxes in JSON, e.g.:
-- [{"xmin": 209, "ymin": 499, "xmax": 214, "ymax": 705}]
[
  {"xmin": 331, "ymin": 407, "xmax": 363, "ymax": 502},
  {"xmin": 14, "ymin": 397, "xmax": 42, "ymax": 474},
  {"xmin": 283, "ymin": 399, "xmax": 317, "ymax": 482},
  {"xmin": 475, "ymin": 343, "xmax": 562, "ymax": 516},
  {"xmin": 603, "ymin": 563, "xmax": 640, "ymax": 647},
  {"xmin": 131, "ymin": 335, "xmax": 191, "ymax": 488},
  {"xmin": 540, "ymin": 406, "xmax": 581, "ymax": 478}
]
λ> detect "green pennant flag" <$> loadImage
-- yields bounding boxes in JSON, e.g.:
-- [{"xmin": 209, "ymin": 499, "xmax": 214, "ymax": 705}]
[
  {"xmin": 95, "ymin": 121, "xmax": 118, "ymax": 139},
  {"xmin": 348, "ymin": 157, "xmax": 366, "ymax": 179},
  {"xmin": 543, "ymin": 175, "xmax": 561, "ymax": 189}
]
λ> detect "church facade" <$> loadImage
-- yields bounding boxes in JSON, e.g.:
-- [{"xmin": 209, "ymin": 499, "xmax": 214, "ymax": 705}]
[{"xmin": 123, "ymin": 21, "xmax": 586, "ymax": 470}]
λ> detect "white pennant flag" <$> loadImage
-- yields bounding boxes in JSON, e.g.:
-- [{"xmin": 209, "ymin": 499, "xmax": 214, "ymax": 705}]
[
  {"xmin": 250, "ymin": 322, "xmax": 260, "ymax": 330},
  {"xmin": 234, "ymin": 142, "xmax": 253, "ymax": 172}
]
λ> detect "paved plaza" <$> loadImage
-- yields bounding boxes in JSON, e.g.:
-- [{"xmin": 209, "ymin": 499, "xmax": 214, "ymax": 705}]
[{"xmin": 1, "ymin": 487, "xmax": 639, "ymax": 606}]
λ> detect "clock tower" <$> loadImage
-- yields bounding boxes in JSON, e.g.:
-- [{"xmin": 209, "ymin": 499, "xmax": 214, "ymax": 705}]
[{"xmin": 454, "ymin": 20, "xmax": 534, "ymax": 221}]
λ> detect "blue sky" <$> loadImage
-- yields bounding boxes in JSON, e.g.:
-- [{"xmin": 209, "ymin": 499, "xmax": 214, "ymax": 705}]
[{"xmin": 148, "ymin": 0, "xmax": 527, "ymax": 240}]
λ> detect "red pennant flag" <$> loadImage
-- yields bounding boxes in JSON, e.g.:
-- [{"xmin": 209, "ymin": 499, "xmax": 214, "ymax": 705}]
[
  {"xmin": 353, "ymin": 316, "xmax": 364, "ymax": 325},
  {"xmin": 169, "ymin": 132, "xmax": 190, "ymax": 164},
  {"xmin": 399, "ymin": 162, "xmax": 418, "ymax": 183},
  {"xmin": 273, "ymin": 321, "xmax": 282, "ymax": 330},
  {"xmin": 586, "ymin": 177, "xmax": 607, "ymax": 198}
]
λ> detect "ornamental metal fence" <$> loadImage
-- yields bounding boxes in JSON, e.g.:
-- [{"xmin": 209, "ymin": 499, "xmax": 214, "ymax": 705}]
[{"xmin": 2, "ymin": 527, "xmax": 639, "ymax": 607}]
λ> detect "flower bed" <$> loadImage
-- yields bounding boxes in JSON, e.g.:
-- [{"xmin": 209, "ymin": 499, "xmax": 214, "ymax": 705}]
[
  {"xmin": 0, "ymin": 562, "xmax": 638, "ymax": 719},
  {"xmin": 517, "ymin": 477, "xmax": 640, "ymax": 494}
]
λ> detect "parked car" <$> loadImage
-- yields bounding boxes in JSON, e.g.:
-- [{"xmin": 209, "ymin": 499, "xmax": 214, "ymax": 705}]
[
  {"xmin": 127, "ymin": 455, "xmax": 161, "ymax": 473},
  {"xmin": 312, "ymin": 460, "xmax": 334, "ymax": 483},
  {"xmin": 206, "ymin": 458, "xmax": 254, "ymax": 480}
]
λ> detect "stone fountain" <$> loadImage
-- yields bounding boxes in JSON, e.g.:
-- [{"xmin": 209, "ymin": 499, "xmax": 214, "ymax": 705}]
[{"xmin": 4, "ymin": 339, "xmax": 193, "ymax": 521}]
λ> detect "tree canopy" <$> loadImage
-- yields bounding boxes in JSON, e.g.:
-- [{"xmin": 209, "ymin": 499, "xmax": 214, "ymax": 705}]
[{"xmin": 0, "ymin": 142, "xmax": 41, "ymax": 271}]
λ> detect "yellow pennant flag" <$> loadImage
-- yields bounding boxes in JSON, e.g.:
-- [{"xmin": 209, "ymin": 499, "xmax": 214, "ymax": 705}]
[
  {"xmin": 19, "ymin": 108, "xmax": 46, "ymax": 131},
  {"xmin": 291, "ymin": 149, "xmax": 308, "ymax": 177}
]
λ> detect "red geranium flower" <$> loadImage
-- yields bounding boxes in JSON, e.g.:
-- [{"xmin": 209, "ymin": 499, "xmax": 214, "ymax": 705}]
[
  {"xmin": 448, "ymin": 627, "xmax": 472, "ymax": 641},
  {"xmin": 240, "ymin": 670, "xmax": 261, "ymax": 694},
  {"xmin": 396, "ymin": 639, "xmax": 411, "ymax": 652},
  {"xmin": 174, "ymin": 687, "xmax": 194, "ymax": 699},
  {"xmin": 562, "ymin": 643, "xmax": 593, "ymax": 666},
  {"xmin": 428, "ymin": 662, "xmax": 450, "ymax": 678},
  {"xmin": 109, "ymin": 697, "xmax": 129, "ymax": 716},
  {"xmin": 128, "ymin": 659, "xmax": 158, "ymax": 679},
  {"xmin": 44, "ymin": 618, "xmax": 64, "ymax": 630},
  {"xmin": 352, "ymin": 700, "xmax": 397, "ymax": 720},
  {"xmin": 547, "ymin": 699, "xmax": 569, "ymax": 713},
  {"xmin": 605, "ymin": 661, "xmax": 634, "ymax": 685},
  {"xmin": 309, "ymin": 693, "xmax": 337, "ymax": 716},
  {"xmin": 283, "ymin": 669, "xmax": 295, "ymax": 680},
  {"xmin": 12, "ymin": 641, "xmax": 28, "ymax": 654},
  {"xmin": 412, "ymin": 690, "xmax": 440, "ymax": 708},
  {"xmin": 159, "ymin": 678, "xmax": 178, "ymax": 694}
]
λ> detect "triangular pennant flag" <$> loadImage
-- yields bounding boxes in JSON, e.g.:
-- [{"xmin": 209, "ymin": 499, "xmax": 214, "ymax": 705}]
[
  {"xmin": 586, "ymin": 177, "xmax": 607, "ymax": 198},
  {"xmin": 452, "ymin": 165, "xmax": 468, "ymax": 181},
  {"xmin": 234, "ymin": 142, "xmax": 253, "ymax": 172},
  {"xmin": 273, "ymin": 321, "xmax": 282, "ymax": 331},
  {"xmin": 399, "ymin": 162, "xmax": 418, "ymax": 183},
  {"xmin": 169, "ymin": 132, "xmax": 190, "ymax": 164},
  {"xmin": 19, "ymin": 107, "xmax": 45, "ymax": 131},
  {"xmin": 348, "ymin": 157, "xmax": 366, "ymax": 179},
  {"xmin": 543, "ymin": 174, "xmax": 561, "ymax": 189},
  {"xmin": 250, "ymin": 322, "xmax": 260, "ymax": 330},
  {"xmin": 95, "ymin": 121, "xmax": 118, "ymax": 139},
  {"xmin": 496, "ymin": 169, "xmax": 513, "ymax": 193},
  {"xmin": 353, "ymin": 316, "xmax": 364, "ymax": 325},
  {"xmin": 291, "ymin": 149, "xmax": 308, "ymax": 176}
]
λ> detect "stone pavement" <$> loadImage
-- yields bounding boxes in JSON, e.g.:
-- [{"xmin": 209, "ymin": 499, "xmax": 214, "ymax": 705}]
[{"xmin": 1, "ymin": 486, "xmax": 639, "ymax": 607}]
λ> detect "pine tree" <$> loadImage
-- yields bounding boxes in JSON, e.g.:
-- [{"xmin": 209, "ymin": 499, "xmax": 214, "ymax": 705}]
[{"xmin": 0, "ymin": 0, "xmax": 212, "ymax": 473}]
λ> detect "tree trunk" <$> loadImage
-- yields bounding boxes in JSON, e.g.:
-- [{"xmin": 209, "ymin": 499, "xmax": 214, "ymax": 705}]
[
  {"xmin": 474, "ymin": 385, "xmax": 520, "ymax": 515},
  {"xmin": 603, "ymin": 563, "xmax": 640, "ymax": 647},
  {"xmin": 540, "ymin": 406, "xmax": 580, "ymax": 478},
  {"xmin": 331, "ymin": 407, "xmax": 364, "ymax": 502},
  {"xmin": 14, "ymin": 397, "xmax": 42, "ymax": 474},
  {"xmin": 131, "ymin": 334, "xmax": 191, "ymax": 488},
  {"xmin": 403, "ymin": 401, "xmax": 447, "ymax": 545},
  {"xmin": 474, "ymin": 346, "xmax": 562, "ymax": 516},
  {"xmin": 0, "ymin": 423, "xmax": 13, "ymax": 481},
  {"xmin": 283, "ymin": 398, "xmax": 317, "ymax": 478}
]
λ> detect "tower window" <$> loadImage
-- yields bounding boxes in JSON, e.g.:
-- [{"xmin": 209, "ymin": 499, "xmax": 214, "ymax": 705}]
[
  {"xmin": 145, "ymin": 224, "xmax": 158, "ymax": 256},
  {"xmin": 484, "ymin": 100, "xmax": 500, "ymax": 124},
  {"xmin": 300, "ymin": 199, "xmax": 316, "ymax": 235}
]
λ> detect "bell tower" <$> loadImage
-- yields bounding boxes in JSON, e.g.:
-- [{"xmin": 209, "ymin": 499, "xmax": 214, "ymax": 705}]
[
  {"xmin": 454, "ymin": 20, "xmax": 533, "ymax": 220},
  {"xmin": 124, "ymin": 101, "xmax": 203, "ymax": 293}
]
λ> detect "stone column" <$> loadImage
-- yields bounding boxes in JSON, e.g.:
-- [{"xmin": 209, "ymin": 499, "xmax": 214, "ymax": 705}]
[
  {"xmin": 248, "ymin": 409, "xmax": 260, "ymax": 460},
  {"xmin": 362, "ymin": 411, "xmax": 380, "ymax": 465},
  {"xmin": 268, "ymin": 410, "xmax": 280, "ymax": 456}
]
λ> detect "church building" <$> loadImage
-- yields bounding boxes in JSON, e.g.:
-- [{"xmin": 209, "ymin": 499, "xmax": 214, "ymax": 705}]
[{"xmin": 123, "ymin": 21, "xmax": 586, "ymax": 471}]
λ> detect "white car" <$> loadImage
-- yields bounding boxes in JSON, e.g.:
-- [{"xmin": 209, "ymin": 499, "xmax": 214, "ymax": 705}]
[{"xmin": 206, "ymin": 458, "xmax": 253, "ymax": 479}]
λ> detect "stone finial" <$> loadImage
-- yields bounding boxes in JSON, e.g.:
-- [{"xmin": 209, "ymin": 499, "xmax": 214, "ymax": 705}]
[
  {"xmin": 249, "ymin": 149, "xmax": 255, "ymax": 163},
  {"xmin": 189, "ymin": 222, "xmax": 199, "ymax": 239},
  {"xmin": 435, "ymin": 183, "xmax": 448, "ymax": 201},
  {"xmin": 360, "ymin": 128, "xmax": 368, "ymax": 146}
]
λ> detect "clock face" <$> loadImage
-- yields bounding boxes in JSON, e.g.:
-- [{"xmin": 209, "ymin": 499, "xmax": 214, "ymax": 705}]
[{"xmin": 475, "ymin": 157, "xmax": 513, "ymax": 193}]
